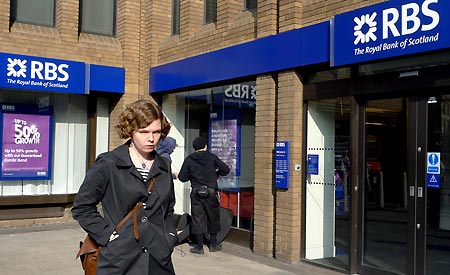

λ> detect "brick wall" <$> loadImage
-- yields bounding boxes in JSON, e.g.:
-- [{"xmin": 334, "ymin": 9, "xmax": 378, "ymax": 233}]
[
  {"xmin": 275, "ymin": 70, "xmax": 303, "ymax": 263},
  {"xmin": 253, "ymin": 74, "xmax": 276, "ymax": 258}
]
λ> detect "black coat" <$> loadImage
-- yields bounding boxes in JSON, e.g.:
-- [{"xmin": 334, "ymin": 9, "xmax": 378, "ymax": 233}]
[
  {"xmin": 178, "ymin": 150, "xmax": 230, "ymax": 189},
  {"xmin": 72, "ymin": 141, "xmax": 177, "ymax": 274}
]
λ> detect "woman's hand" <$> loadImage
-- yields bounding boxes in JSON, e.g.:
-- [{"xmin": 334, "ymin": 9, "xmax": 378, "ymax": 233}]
[{"xmin": 109, "ymin": 231, "xmax": 119, "ymax": 242}]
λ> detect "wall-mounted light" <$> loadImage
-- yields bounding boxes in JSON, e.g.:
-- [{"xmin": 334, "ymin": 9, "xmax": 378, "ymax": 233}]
[
  {"xmin": 399, "ymin": 70, "xmax": 419, "ymax": 78},
  {"xmin": 428, "ymin": 97, "xmax": 437, "ymax": 104}
]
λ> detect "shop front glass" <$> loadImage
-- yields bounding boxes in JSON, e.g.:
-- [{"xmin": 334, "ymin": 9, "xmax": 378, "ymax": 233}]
[
  {"xmin": 426, "ymin": 95, "xmax": 450, "ymax": 275},
  {"xmin": 158, "ymin": 81, "xmax": 256, "ymax": 230},
  {"xmin": 305, "ymin": 97, "xmax": 351, "ymax": 271},
  {"xmin": 0, "ymin": 89, "xmax": 107, "ymax": 197}
]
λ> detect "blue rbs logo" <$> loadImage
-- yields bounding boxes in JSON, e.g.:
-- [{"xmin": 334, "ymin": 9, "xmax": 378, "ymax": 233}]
[
  {"xmin": 333, "ymin": 0, "xmax": 448, "ymax": 66},
  {"xmin": 354, "ymin": 0, "xmax": 439, "ymax": 45},
  {"xmin": 7, "ymin": 58, "xmax": 69, "ymax": 81}
]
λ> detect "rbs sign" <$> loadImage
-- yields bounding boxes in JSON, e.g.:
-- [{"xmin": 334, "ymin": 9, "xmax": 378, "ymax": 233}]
[
  {"xmin": 30, "ymin": 61, "xmax": 69, "ymax": 81},
  {"xmin": 333, "ymin": 0, "xmax": 450, "ymax": 66},
  {"xmin": 0, "ymin": 53, "xmax": 85, "ymax": 94},
  {"xmin": 381, "ymin": 0, "xmax": 439, "ymax": 39}
]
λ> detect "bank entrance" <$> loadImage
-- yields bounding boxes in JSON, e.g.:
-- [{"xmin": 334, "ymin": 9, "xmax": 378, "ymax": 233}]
[{"xmin": 304, "ymin": 62, "xmax": 450, "ymax": 275}]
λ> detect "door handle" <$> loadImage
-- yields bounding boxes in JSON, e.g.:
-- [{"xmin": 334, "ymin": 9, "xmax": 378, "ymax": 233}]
[{"xmin": 417, "ymin": 187, "xmax": 423, "ymax": 198}]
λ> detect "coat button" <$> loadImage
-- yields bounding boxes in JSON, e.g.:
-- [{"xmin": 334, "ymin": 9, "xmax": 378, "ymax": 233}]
[
  {"xmin": 141, "ymin": 216, "xmax": 148, "ymax": 223},
  {"xmin": 142, "ymin": 247, "xmax": 148, "ymax": 253}
]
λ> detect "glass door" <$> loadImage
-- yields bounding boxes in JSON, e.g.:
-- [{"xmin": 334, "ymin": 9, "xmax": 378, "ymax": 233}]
[
  {"xmin": 360, "ymin": 95, "xmax": 450, "ymax": 275},
  {"xmin": 425, "ymin": 95, "xmax": 450, "ymax": 275},
  {"xmin": 304, "ymin": 97, "xmax": 351, "ymax": 272},
  {"xmin": 362, "ymin": 98, "xmax": 409, "ymax": 275}
]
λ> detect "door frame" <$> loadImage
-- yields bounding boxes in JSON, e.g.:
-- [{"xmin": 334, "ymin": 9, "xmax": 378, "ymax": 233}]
[
  {"xmin": 407, "ymin": 96, "xmax": 428, "ymax": 275},
  {"xmin": 354, "ymin": 95, "xmax": 429, "ymax": 275}
]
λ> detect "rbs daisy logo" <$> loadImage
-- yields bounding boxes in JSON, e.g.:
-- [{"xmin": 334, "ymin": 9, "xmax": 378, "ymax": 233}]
[
  {"xmin": 354, "ymin": 12, "xmax": 378, "ymax": 45},
  {"xmin": 6, "ymin": 58, "xmax": 69, "ymax": 81},
  {"xmin": 7, "ymin": 58, "xmax": 27, "ymax": 78}
]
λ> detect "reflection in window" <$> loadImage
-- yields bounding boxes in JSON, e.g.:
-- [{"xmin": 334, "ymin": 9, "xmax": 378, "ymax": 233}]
[
  {"xmin": 158, "ymin": 82, "xmax": 256, "ymax": 230},
  {"xmin": 245, "ymin": 0, "xmax": 257, "ymax": 10},
  {"xmin": 79, "ymin": 0, "xmax": 116, "ymax": 36},
  {"xmin": 172, "ymin": 0, "xmax": 180, "ymax": 35},
  {"xmin": 205, "ymin": 0, "xmax": 217, "ymax": 24},
  {"xmin": 10, "ymin": 0, "xmax": 55, "ymax": 27}
]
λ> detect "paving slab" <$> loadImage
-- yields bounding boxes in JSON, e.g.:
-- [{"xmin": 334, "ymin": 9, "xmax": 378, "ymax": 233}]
[{"xmin": 0, "ymin": 223, "xmax": 343, "ymax": 275}]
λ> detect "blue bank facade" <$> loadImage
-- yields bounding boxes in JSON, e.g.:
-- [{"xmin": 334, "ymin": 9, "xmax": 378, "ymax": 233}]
[{"xmin": 150, "ymin": 1, "xmax": 450, "ymax": 274}]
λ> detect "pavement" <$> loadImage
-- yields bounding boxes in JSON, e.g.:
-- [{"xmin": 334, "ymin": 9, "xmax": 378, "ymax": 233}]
[{"xmin": 0, "ymin": 222, "xmax": 343, "ymax": 275}]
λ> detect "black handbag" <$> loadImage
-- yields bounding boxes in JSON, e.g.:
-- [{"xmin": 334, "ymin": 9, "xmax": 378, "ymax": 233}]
[{"xmin": 194, "ymin": 185, "xmax": 211, "ymax": 199}]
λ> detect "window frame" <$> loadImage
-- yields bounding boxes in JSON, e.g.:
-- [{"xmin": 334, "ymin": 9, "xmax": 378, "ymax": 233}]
[
  {"xmin": 10, "ymin": 0, "xmax": 56, "ymax": 27},
  {"xmin": 204, "ymin": 0, "xmax": 217, "ymax": 24},
  {"xmin": 245, "ymin": 0, "xmax": 257, "ymax": 10},
  {"xmin": 171, "ymin": 0, "xmax": 180, "ymax": 35},
  {"xmin": 79, "ymin": 0, "xmax": 117, "ymax": 37}
]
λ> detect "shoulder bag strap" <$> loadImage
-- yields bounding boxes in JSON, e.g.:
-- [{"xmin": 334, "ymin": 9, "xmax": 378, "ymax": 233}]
[{"xmin": 114, "ymin": 178, "xmax": 155, "ymax": 240}]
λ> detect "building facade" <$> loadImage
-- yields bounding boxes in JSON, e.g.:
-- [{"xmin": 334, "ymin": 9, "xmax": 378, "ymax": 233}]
[
  {"xmin": 1, "ymin": 1, "xmax": 450, "ymax": 275},
  {"xmin": 150, "ymin": 1, "xmax": 450, "ymax": 275}
]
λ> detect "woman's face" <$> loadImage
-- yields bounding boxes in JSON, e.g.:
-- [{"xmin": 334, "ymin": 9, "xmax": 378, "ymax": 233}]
[{"xmin": 132, "ymin": 119, "xmax": 162, "ymax": 155}]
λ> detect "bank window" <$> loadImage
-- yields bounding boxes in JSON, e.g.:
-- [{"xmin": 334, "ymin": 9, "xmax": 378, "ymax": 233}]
[
  {"xmin": 158, "ymin": 81, "xmax": 256, "ymax": 231},
  {"xmin": 205, "ymin": 0, "xmax": 217, "ymax": 24},
  {"xmin": 79, "ymin": 0, "xmax": 116, "ymax": 36},
  {"xmin": 172, "ymin": 0, "xmax": 180, "ymax": 35},
  {"xmin": 10, "ymin": 0, "xmax": 55, "ymax": 27},
  {"xmin": 306, "ymin": 67, "xmax": 351, "ymax": 84},
  {"xmin": 0, "ymin": 90, "xmax": 92, "ymax": 197},
  {"xmin": 305, "ymin": 97, "xmax": 351, "ymax": 270},
  {"xmin": 245, "ymin": 0, "xmax": 257, "ymax": 10}
]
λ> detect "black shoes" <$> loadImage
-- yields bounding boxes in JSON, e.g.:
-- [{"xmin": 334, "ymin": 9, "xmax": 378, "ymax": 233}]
[
  {"xmin": 208, "ymin": 243, "xmax": 222, "ymax": 252},
  {"xmin": 189, "ymin": 243, "xmax": 222, "ymax": 254},
  {"xmin": 189, "ymin": 244, "xmax": 222, "ymax": 254},
  {"xmin": 189, "ymin": 246, "xmax": 204, "ymax": 254}
]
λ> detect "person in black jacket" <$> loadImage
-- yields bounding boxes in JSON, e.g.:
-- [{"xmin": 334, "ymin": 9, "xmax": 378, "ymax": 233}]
[
  {"xmin": 72, "ymin": 100, "xmax": 177, "ymax": 274},
  {"xmin": 178, "ymin": 136, "xmax": 230, "ymax": 254}
]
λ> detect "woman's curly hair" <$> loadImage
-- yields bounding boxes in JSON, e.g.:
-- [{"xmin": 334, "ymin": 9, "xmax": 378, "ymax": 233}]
[{"xmin": 115, "ymin": 100, "xmax": 171, "ymax": 139}]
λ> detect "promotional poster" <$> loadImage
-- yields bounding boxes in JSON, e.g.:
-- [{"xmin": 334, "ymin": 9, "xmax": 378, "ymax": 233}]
[{"xmin": 1, "ymin": 105, "xmax": 52, "ymax": 180}]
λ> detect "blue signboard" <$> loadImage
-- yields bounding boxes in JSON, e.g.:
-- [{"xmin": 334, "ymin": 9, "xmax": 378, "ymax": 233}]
[
  {"xmin": 427, "ymin": 152, "xmax": 440, "ymax": 173},
  {"xmin": 307, "ymin": 154, "xmax": 319, "ymax": 175},
  {"xmin": 0, "ymin": 52, "xmax": 86, "ymax": 94},
  {"xmin": 150, "ymin": 22, "xmax": 329, "ymax": 93},
  {"xmin": 332, "ymin": 0, "xmax": 450, "ymax": 66},
  {"xmin": 427, "ymin": 152, "xmax": 440, "ymax": 188},
  {"xmin": 89, "ymin": 64, "xmax": 125, "ymax": 93},
  {"xmin": 275, "ymin": 141, "xmax": 290, "ymax": 189},
  {"xmin": 427, "ymin": 174, "xmax": 440, "ymax": 189}
]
